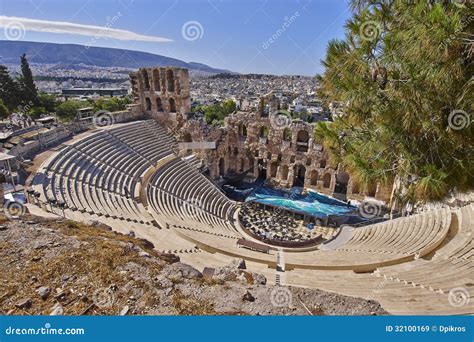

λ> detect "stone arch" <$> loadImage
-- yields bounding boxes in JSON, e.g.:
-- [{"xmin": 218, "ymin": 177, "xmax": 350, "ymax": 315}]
[
  {"xmin": 296, "ymin": 130, "xmax": 309, "ymax": 152},
  {"xmin": 249, "ymin": 157, "xmax": 255, "ymax": 174},
  {"xmin": 240, "ymin": 158, "xmax": 245, "ymax": 172},
  {"xmin": 142, "ymin": 69, "xmax": 150, "ymax": 90},
  {"xmin": 183, "ymin": 132, "xmax": 192, "ymax": 142},
  {"xmin": 319, "ymin": 159, "xmax": 327, "ymax": 168},
  {"xmin": 166, "ymin": 69, "xmax": 175, "ymax": 92},
  {"xmin": 169, "ymin": 98, "xmax": 177, "ymax": 113},
  {"xmin": 281, "ymin": 165, "xmax": 289, "ymax": 180},
  {"xmin": 259, "ymin": 126, "xmax": 269, "ymax": 138},
  {"xmin": 335, "ymin": 172, "xmax": 350, "ymax": 195},
  {"xmin": 145, "ymin": 97, "xmax": 152, "ymax": 111},
  {"xmin": 293, "ymin": 164, "xmax": 306, "ymax": 186},
  {"xmin": 219, "ymin": 158, "xmax": 225, "ymax": 177},
  {"xmin": 270, "ymin": 162, "xmax": 278, "ymax": 178},
  {"xmin": 233, "ymin": 147, "xmax": 238, "ymax": 156},
  {"xmin": 156, "ymin": 97, "xmax": 163, "ymax": 111},
  {"xmin": 310, "ymin": 170, "xmax": 318, "ymax": 186},
  {"xmin": 283, "ymin": 128, "xmax": 292, "ymax": 141},
  {"xmin": 182, "ymin": 132, "xmax": 192, "ymax": 153},
  {"xmin": 322, "ymin": 173, "xmax": 331, "ymax": 188},
  {"xmin": 242, "ymin": 125, "xmax": 247, "ymax": 137},
  {"xmin": 153, "ymin": 69, "xmax": 160, "ymax": 91}
]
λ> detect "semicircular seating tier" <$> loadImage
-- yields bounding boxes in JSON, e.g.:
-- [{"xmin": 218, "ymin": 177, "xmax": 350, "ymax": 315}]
[
  {"xmin": 171, "ymin": 206, "xmax": 453, "ymax": 271},
  {"xmin": 30, "ymin": 118, "xmax": 472, "ymax": 315},
  {"xmin": 33, "ymin": 120, "xmax": 177, "ymax": 224},
  {"xmin": 145, "ymin": 156, "xmax": 240, "ymax": 237},
  {"xmin": 285, "ymin": 204, "xmax": 473, "ymax": 315}
]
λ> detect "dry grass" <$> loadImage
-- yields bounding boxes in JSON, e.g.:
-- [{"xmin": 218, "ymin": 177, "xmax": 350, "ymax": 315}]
[
  {"xmin": 0, "ymin": 215, "xmax": 164, "ymax": 315},
  {"xmin": 171, "ymin": 289, "xmax": 217, "ymax": 315}
]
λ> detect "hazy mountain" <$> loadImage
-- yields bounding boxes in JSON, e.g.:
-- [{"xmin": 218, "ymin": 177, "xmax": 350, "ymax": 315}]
[{"xmin": 0, "ymin": 40, "xmax": 232, "ymax": 74}]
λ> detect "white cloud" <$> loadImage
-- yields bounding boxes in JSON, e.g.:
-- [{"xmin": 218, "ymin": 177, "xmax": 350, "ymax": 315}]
[{"xmin": 0, "ymin": 15, "xmax": 172, "ymax": 42}]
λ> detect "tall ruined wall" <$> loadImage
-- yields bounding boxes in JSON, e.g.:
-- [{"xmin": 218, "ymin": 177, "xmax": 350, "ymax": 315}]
[
  {"xmin": 130, "ymin": 67, "xmax": 191, "ymax": 130},
  {"xmin": 131, "ymin": 68, "xmax": 392, "ymax": 203}
]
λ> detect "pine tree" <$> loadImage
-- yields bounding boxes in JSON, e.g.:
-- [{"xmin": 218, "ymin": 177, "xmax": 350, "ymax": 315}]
[
  {"xmin": 20, "ymin": 54, "xmax": 38, "ymax": 105},
  {"xmin": 316, "ymin": 0, "xmax": 473, "ymax": 207}
]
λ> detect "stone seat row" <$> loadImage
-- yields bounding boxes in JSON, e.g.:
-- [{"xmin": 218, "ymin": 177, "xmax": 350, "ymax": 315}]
[
  {"xmin": 336, "ymin": 208, "xmax": 451, "ymax": 257},
  {"xmin": 36, "ymin": 120, "xmax": 177, "ymax": 225},
  {"xmin": 146, "ymin": 157, "xmax": 238, "ymax": 235}
]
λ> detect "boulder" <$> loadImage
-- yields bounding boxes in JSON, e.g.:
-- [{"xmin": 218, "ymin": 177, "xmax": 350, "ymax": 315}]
[
  {"xmin": 242, "ymin": 291, "xmax": 255, "ymax": 302},
  {"xmin": 162, "ymin": 262, "xmax": 202, "ymax": 280},
  {"xmin": 49, "ymin": 303, "xmax": 63, "ymax": 315},
  {"xmin": 229, "ymin": 258, "xmax": 246, "ymax": 270},
  {"xmin": 36, "ymin": 286, "xmax": 51, "ymax": 300},
  {"xmin": 158, "ymin": 253, "xmax": 180, "ymax": 264},
  {"xmin": 15, "ymin": 298, "xmax": 32, "ymax": 309},
  {"xmin": 119, "ymin": 305, "xmax": 130, "ymax": 316},
  {"xmin": 213, "ymin": 266, "xmax": 239, "ymax": 282},
  {"xmin": 138, "ymin": 238, "xmax": 155, "ymax": 250},
  {"xmin": 154, "ymin": 276, "xmax": 174, "ymax": 289},
  {"xmin": 252, "ymin": 273, "xmax": 267, "ymax": 285}
]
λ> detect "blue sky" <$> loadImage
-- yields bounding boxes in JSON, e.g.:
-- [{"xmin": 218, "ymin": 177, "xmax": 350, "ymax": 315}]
[{"xmin": 0, "ymin": 0, "xmax": 351, "ymax": 75}]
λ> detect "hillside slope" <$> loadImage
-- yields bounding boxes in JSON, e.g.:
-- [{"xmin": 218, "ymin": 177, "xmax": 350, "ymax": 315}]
[
  {"xmin": 0, "ymin": 214, "xmax": 387, "ymax": 316},
  {"xmin": 0, "ymin": 40, "xmax": 231, "ymax": 74}
]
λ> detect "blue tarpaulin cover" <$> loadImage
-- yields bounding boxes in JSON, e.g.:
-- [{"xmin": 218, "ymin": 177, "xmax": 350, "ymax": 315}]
[{"xmin": 245, "ymin": 187, "xmax": 356, "ymax": 218}]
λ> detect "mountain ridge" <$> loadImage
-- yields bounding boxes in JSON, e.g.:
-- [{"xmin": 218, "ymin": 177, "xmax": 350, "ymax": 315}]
[{"xmin": 0, "ymin": 40, "xmax": 232, "ymax": 74}]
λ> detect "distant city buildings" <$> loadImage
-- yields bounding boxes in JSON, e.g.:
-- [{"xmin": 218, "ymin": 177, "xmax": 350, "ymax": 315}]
[{"xmin": 61, "ymin": 88, "xmax": 128, "ymax": 99}]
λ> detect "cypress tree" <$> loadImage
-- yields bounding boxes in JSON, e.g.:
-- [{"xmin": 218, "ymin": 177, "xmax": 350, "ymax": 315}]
[{"xmin": 20, "ymin": 54, "xmax": 38, "ymax": 105}]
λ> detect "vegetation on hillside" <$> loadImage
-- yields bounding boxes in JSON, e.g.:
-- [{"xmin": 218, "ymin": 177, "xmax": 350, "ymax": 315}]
[
  {"xmin": 316, "ymin": 0, "xmax": 473, "ymax": 207},
  {"xmin": 194, "ymin": 100, "xmax": 236, "ymax": 125},
  {"xmin": 0, "ymin": 56, "xmax": 131, "ymax": 122},
  {"xmin": 92, "ymin": 96, "xmax": 132, "ymax": 113},
  {"xmin": 53, "ymin": 97, "xmax": 131, "ymax": 121}
]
